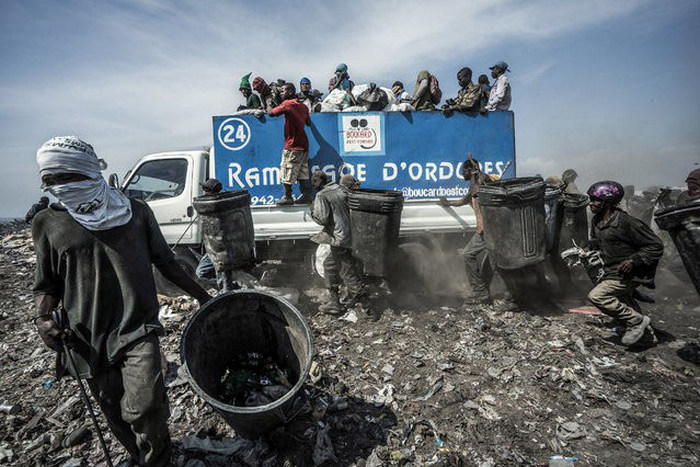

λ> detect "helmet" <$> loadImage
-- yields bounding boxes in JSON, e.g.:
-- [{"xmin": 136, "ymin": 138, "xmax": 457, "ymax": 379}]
[{"xmin": 587, "ymin": 181, "xmax": 625, "ymax": 205}]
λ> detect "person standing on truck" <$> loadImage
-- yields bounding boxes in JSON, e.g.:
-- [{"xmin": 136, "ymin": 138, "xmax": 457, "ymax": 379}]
[
  {"xmin": 442, "ymin": 67, "xmax": 481, "ymax": 116},
  {"xmin": 31, "ymin": 136, "xmax": 213, "ymax": 466},
  {"xmin": 270, "ymin": 82, "xmax": 313, "ymax": 205},
  {"xmin": 585, "ymin": 181, "xmax": 663, "ymax": 346},
  {"xmin": 310, "ymin": 170, "xmax": 371, "ymax": 318},
  {"xmin": 25, "ymin": 196, "xmax": 49, "ymax": 224},
  {"xmin": 438, "ymin": 155, "xmax": 517, "ymax": 310},
  {"xmin": 483, "ymin": 61, "xmax": 511, "ymax": 112},
  {"xmin": 238, "ymin": 72, "xmax": 263, "ymax": 111}
]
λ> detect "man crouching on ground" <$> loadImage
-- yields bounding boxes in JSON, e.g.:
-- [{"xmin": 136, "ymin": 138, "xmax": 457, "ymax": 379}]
[
  {"xmin": 586, "ymin": 180, "xmax": 663, "ymax": 347},
  {"xmin": 32, "ymin": 136, "xmax": 213, "ymax": 466},
  {"xmin": 310, "ymin": 170, "xmax": 372, "ymax": 319}
]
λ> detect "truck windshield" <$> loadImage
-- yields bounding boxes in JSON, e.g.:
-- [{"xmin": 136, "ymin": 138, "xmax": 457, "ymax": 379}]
[{"xmin": 123, "ymin": 159, "xmax": 188, "ymax": 201}]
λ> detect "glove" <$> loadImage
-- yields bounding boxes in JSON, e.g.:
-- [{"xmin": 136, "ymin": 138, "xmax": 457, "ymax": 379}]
[{"xmin": 35, "ymin": 317, "xmax": 68, "ymax": 352}]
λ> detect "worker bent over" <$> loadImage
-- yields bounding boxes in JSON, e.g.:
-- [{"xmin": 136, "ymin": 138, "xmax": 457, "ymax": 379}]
[
  {"xmin": 586, "ymin": 180, "xmax": 663, "ymax": 346},
  {"xmin": 440, "ymin": 155, "xmax": 516, "ymax": 310},
  {"xmin": 309, "ymin": 171, "xmax": 370, "ymax": 318},
  {"xmin": 32, "ymin": 137, "xmax": 212, "ymax": 466}
]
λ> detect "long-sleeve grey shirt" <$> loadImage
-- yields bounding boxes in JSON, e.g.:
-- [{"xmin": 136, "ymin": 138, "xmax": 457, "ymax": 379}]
[{"xmin": 310, "ymin": 183, "xmax": 352, "ymax": 249}]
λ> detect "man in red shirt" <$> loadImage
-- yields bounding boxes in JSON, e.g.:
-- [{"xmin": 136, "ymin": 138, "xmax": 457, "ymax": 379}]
[{"xmin": 269, "ymin": 83, "xmax": 312, "ymax": 205}]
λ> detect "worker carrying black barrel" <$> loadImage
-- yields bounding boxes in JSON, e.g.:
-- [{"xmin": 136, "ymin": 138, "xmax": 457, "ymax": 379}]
[
  {"xmin": 439, "ymin": 154, "xmax": 517, "ymax": 311},
  {"xmin": 309, "ymin": 170, "xmax": 372, "ymax": 318}
]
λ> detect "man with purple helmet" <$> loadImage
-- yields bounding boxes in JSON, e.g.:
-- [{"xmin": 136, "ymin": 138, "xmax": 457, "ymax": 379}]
[{"xmin": 586, "ymin": 180, "xmax": 663, "ymax": 346}]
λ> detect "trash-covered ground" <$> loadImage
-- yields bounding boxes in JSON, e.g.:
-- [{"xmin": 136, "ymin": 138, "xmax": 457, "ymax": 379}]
[{"xmin": 1, "ymin": 222, "xmax": 699, "ymax": 466}]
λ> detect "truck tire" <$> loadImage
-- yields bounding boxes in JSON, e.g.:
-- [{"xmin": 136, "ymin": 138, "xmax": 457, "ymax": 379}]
[{"xmin": 153, "ymin": 248, "xmax": 205, "ymax": 297}]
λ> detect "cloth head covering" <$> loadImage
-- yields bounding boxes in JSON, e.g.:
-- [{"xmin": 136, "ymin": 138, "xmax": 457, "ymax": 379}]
[
  {"xmin": 252, "ymin": 76, "xmax": 270, "ymax": 96},
  {"xmin": 331, "ymin": 64, "xmax": 351, "ymax": 91},
  {"xmin": 392, "ymin": 81, "xmax": 404, "ymax": 89},
  {"xmin": 562, "ymin": 169, "xmax": 578, "ymax": 181},
  {"xmin": 39, "ymin": 196, "xmax": 49, "ymax": 205},
  {"xmin": 300, "ymin": 77, "xmax": 311, "ymax": 85},
  {"xmin": 239, "ymin": 72, "xmax": 252, "ymax": 90},
  {"xmin": 36, "ymin": 136, "xmax": 132, "ymax": 231}
]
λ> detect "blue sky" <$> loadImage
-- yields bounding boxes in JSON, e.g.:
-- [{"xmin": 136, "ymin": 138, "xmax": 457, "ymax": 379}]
[{"xmin": 1, "ymin": 0, "xmax": 698, "ymax": 217}]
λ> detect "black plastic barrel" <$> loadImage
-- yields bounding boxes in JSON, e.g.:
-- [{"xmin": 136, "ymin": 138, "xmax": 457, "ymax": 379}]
[
  {"xmin": 654, "ymin": 202, "xmax": 700, "ymax": 294},
  {"xmin": 544, "ymin": 185, "xmax": 564, "ymax": 253},
  {"xmin": 558, "ymin": 193, "xmax": 590, "ymax": 254},
  {"xmin": 347, "ymin": 189, "xmax": 404, "ymax": 276},
  {"xmin": 180, "ymin": 290, "xmax": 314, "ymax": 439},
  {"xmin": 193, "ymin": 190, "xmax": 255, "ymax": 272},
  {"xmin": 479, "ymin": 177, "xmax": 546, "ymax": 269}
]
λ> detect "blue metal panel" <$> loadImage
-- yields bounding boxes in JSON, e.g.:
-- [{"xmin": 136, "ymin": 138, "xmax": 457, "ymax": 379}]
[{"xmin": 213, "ymin": 111, "xmax": 515, "ymax": 206}]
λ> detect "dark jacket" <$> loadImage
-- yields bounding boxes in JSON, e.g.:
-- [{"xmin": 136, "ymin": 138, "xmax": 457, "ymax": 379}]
[{"xmin": 589, "ymin": 209, "xmax": 663, "ymax": 286}]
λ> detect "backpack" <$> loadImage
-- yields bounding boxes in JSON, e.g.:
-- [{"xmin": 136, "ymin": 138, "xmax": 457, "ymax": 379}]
[
  {"xmin": 356, "ymin": 83, "xmax": 389, "ymax": 111},
  {"xmin": 429, "ymin": 75, "xmax": 442, "ymax": 105}
]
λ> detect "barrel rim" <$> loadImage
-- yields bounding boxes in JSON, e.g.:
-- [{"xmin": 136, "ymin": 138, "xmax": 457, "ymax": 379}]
[
  {"xmin": 654, "ymin": 200, "xmax": 700, "ymax": 218},
  {"xmin": 180, "ymin": 289, "xmax": 314, "ymax": 414},
  {"xmin": 193, "ymin": 189, "xmax": 251, "ymax": 204}
]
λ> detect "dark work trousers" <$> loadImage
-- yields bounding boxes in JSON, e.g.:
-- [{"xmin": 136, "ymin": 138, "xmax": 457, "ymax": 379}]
[
  {"xmin": 323, "ymin": 246, "xmax": 366, "ymax": 297},
  {"xmin": 462, "ymin": 232, "xmax": 512, "ymax": 299},
  {"xmin": 87, "ymin": 333, "xmax": 171, "ymax": 467}
]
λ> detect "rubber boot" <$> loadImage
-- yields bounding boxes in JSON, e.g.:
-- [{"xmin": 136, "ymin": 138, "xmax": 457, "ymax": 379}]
[
  {"xmin": 622, "ymin": 315, "xmax": 651, "ymax": 346},
  {"xmin": 276, "ymin": 183, "xmax": 294, "ymax": 206},
  {"xmin": 296, "ymin": 180, "xmax": 313, "ymax": 204},
  {"xmin": 319, "ymin": 287, "xmax": 343, "ymax": 315}
]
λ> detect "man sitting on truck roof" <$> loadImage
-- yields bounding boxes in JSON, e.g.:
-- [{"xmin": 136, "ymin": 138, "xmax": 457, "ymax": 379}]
[
  {"xmin": 439, "ymin": 154, "xmax": 517, "ymax": 310},
  {"xmin": 238, "ymin": 72, "xmax": 263, "ymax": 111},
  {"xmin": 484, "ymin": 61, "xmax": 511, "ymax": 112},
  {"xmin": 442, "ymin": 67, "xmax": 481, "ymax": 116},
  {"xmin": 310, "ymin": 170, "xmax": 371, "ymax": 318},
  {"xmin": 269, "ymin": 83, "xmax": 313, "ymax": 205},
  {"xmin": 253, "ymin": 76, "xmax": 282, "ymax": 113},
  {"xmin": 298, "ymin": 77, "xmax": 322, "ymax": 113}
]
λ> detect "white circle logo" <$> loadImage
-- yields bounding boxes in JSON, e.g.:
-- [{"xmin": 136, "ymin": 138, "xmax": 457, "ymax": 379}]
[{"xmin": 218, "ymin": 117, "xmax": 252, "ymax": 151}]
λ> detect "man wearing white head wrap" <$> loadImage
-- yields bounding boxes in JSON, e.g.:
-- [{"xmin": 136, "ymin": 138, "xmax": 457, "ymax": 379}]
[
  {"xmin": 36, "ymin": 136, "xmax": 132, "ymax": 230},
  {"xmin": 31, "ymin": 136, "xmax": 213, "ymax": 466}
]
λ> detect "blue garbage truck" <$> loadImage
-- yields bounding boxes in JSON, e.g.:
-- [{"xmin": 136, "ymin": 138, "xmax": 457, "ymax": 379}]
[{"xmin": 117, "ymin": 111, "xmax": 516, "ymax": 289}]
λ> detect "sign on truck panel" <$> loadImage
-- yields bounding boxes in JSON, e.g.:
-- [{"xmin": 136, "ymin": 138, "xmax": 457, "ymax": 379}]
[{"xmin": 213, "ymin": 111, "xmax": 516, "ymax": 206}]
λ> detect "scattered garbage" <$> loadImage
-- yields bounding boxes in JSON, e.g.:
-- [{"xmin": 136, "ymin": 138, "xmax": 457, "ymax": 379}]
[
  {"xmin": 0, "ymin": 221, "xmax": 699, "ymax": 465},
  {"xmin": 218, "ymin": 352, "xmax": 294, "ymax": 407}
]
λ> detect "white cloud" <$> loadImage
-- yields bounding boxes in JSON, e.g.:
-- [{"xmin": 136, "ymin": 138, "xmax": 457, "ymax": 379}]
[{"xmin": 1, "ymin": 0, "xmax": 689, "ymax": 216}]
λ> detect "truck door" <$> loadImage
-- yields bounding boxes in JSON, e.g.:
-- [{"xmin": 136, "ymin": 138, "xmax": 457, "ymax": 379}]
[{"xmin": 122, "ymin": 156, "xmax": 193, "ymax": 243}]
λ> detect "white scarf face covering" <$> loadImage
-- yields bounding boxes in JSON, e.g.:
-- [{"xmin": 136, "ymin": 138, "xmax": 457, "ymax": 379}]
[{"xmin": 37, "ymin": 136, "xmax": 132, "ymax": 231}]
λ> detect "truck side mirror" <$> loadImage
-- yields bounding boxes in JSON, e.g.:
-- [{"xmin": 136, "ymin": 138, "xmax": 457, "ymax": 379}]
[
  {"xmin": 108, "ymin": 173, "xmax": 120, "ymax": 189},
  {"xmin": 187, "ymin": 206, "xmax": 194, "ymax": 218}
]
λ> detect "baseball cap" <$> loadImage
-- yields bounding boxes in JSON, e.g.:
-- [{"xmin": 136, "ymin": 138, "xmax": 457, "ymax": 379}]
[{"xmin": 489, "ymin": 61, "xmax": 509, "ymax": 71}]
